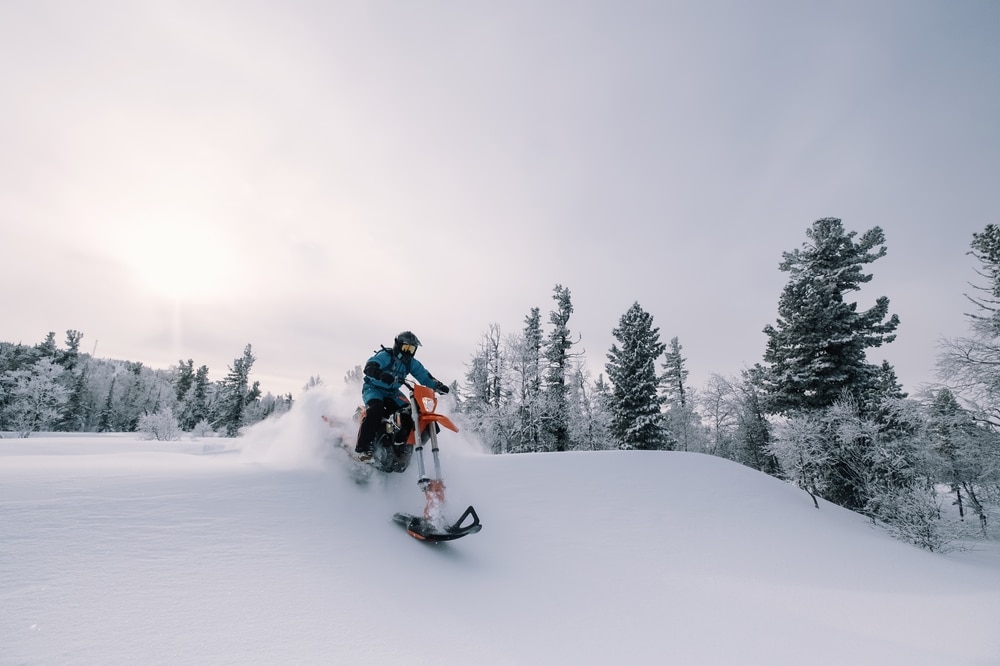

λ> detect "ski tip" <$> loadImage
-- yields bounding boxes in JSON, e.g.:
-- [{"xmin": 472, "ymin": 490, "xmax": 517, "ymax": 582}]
[{"xmin": 392, "ymin": 506, "xmax": 482, "ymax": 543}]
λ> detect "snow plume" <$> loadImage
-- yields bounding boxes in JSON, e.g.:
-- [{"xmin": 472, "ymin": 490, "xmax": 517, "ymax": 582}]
[
  {"xmin": 238, "ymin": 384, "xmax": 356, "ymax": 469},
  {"xmin": 237, "ymin": 383, "xmax": 490, "ymax": 468}
]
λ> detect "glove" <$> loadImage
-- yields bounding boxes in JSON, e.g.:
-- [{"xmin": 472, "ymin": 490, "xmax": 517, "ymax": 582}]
[
  {"xmin": 435, "ymin": 382, "xmax": 450, "ymax": 394},
  {"xmin": 380, "ymin": 371, "xmax": 395, "ymax": 385}
]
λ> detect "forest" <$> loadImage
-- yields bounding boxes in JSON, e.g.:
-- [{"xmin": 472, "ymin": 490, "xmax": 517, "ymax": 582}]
[
  {"xmin": 3, "ymin": 218, "xmax": 999, "ymax": 550},
  {"xmin": 0, "ymin": 338, "xmax": 292, "ymax": 440},
  {"xmin": 453, "ymin": 218, "xmax": 1000, "ymax": 551}
]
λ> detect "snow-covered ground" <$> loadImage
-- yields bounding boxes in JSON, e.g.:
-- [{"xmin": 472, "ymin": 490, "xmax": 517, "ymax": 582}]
[{"xmin": 3, "ymin": 387, "xmax": 1000, "ymax": 665}]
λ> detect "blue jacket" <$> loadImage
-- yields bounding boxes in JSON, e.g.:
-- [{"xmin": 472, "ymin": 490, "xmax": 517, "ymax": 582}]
[{"xmin": 362, "ymin": 348, "xmax": 438, "ymax": 405}]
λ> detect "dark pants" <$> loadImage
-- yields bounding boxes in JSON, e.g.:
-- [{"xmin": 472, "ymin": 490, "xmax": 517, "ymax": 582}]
[{"xmin": 355, "ymin": 397, "xmax": 412, "ymax": 453}]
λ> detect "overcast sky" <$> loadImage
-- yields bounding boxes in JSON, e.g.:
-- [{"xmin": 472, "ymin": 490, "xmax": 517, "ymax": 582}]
[{"xmin": 3, "ymin": 1, "xmax": 999, "ymax": 398}]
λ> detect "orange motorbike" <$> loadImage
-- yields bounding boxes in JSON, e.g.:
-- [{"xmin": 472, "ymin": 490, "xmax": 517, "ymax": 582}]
[{"xmin": 359, "ymin": 379, "xmax": 482, "ymax": 542}]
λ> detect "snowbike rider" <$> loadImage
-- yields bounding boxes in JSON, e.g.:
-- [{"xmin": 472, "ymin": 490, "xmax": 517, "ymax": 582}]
[{"xmin": 354, "ymin": 331, "xmax": 450, "ymax": 462}]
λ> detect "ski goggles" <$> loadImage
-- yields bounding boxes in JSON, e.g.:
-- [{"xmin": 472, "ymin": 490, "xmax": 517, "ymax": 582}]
[{"xmin": 400, "ymin": 343, "xmax": 417, "ymax": 355}]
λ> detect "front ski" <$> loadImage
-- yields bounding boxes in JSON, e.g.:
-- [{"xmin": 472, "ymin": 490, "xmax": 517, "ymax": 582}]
[{"xmin": 393, "ymin": 505, "xmax": 482, "ymax": 542}]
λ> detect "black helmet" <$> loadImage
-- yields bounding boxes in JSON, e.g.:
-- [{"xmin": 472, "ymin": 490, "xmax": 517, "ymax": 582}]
[{"xmin": 393, "ymin": 331, "xmax": 421, "ymax": 359}]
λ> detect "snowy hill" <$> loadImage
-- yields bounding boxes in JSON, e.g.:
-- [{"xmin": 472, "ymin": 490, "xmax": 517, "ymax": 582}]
[{"xmin": 3, "ymin": 389, "xmax": 1000, "ymax": 665}]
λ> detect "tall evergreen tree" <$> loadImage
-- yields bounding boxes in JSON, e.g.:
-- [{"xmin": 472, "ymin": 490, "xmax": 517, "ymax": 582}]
[
  {"xmin": 661, "ymin": 337, "xmax": 702, "ymax": 451},
  {"xmin": 60, "ymin": 330, "xmax": 84, "ymax": 372},
  {"xmin": 966, "ymin": 224, "xmax": 1000, "ymax": 327},
  {"xmin": 543, "ymin": 284, "xmax": 577, "ymax": 451},
  {"xmin": 753, "ymin": 218, "xmax": 900, "ymax": 414},
  {"xmin": 178, "ymin": 364, "xmax": 211, "ymax": 431},
  {"xmin": 606, "ymin": 302, "xmax": 669, "ymax": 450},
  {"xmin": 36, "ymin": 332, "xmax": 58, "ymax": 360},
  {"xmin": 216, "ymin": 344, "xmax": 260, "ymax": 437},
  {"xmin": 512, "ymin": 309, "xmax": 544, "ymax": 452},
  {"xmin": 174, "ymin": 359, "xmax": 195, "ymax": 402}
]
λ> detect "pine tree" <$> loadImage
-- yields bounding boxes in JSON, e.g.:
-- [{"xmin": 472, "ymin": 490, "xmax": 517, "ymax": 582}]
[
  {"xmin": 661, "ymin": 337, "xmax": 702, "ymax": 451},
  {"xmin": 215, "ymin": 344, "xmax": 259, "ymax": 437},
  {"xmin": 174, "ymin": 359, "xmax": 195, "ymax": 402},
  {"xmin": 966, "ymin": 224, "xmax": 1000, "ymax": 327},
  {"xmin": 512, "ymin": 309, "xmax": 544, "ymax": 452},
  {"xmin": 178, "ymin": 364, "xmax": 211, "ymax": 431},
  {"xmin": 543, "ymin": 285, "xmax": 577, "ymax": 451},
  {"xmin": 36, "ymin": 332, "xmax": 58, "ymax": 360},
  {"xmin": 754, "ymin": 218, "xmax": 900, "ymax": 415},
  {"xmin": 605, "ymin": 302, "xmax": 669, "ymax": 450}
]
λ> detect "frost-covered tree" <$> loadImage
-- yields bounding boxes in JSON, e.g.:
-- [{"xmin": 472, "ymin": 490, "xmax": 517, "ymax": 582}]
[
  {"xmin": 511, "ymin": 308, "xmax": 544, "ymax": 452},
  {"xmin": 606, "ymin": 302, "xmax": 669, "ymax": 450},
  {"xmin": 567, "ymin": 363, "xmax": 609, "ymax": 451},
  {"xmin": 57, "ymin": 365, "xmax": 90, "ymax": 432},
  {"xmin": 543, "ymin": 284, "xmax": 577, "ymax": 451},
  {"xmin": 60, "ymin": 330, "xmax": 84, "ymax": 371},
  {"xmin": 137, "ymin": 407, "xmax": 180, "ymax": 441},
  {"xmin": 702, "ymin": 372, "xmax": 777, "ymax": 473},
  {"xmin": 773, "ymin": 395, "xmax": 929, "ymax": 516},
  {"xmin": 36, "ymin": 331, "xmax": 58, "ymax": 360},
  {"xmin": 939, "ymin": 225, "xmax": 1000, "ymax": 424},
  {"xmin": 661, "ymin": 337, "xmax": 704, "ymax": 451},
  {"xmin": 965, "ymin": 223, "xmax": 1000, "ymax": 324},
  {"xmin": 174, "ymin": 359, "xmax": 195, "ymax": 402},
  {"xmin": 3, "ymin": 358, "xmax": 70, "ymax": 436},
  {"xmin": 342, "ymin": 366, "xmax": 363, "ymax": 387},
  {"xmin": 98, "ymin": 361, "xmax": 166, "ymax": 432},
  {"xmin": 769, "ymin": 411, "xmax": 831, "ymax": 508},
  {"xmin": 178, "ymin": 365, "xmax": 211, "ymax": 431},
  {"xmin": 700, "ymin": 374, "xmax": 740, "ymax": 459},
  {"xmin": 753, "ymin": 218, "xmax": 900, "ymax": 415},
  {"xmin": 215, "ymin": 344, "xmax": 260, "ymax": 437},
  {"xmin": 926, "ymin": 388, "xmax": 1000, "ymax": 533},
  {"xmin": 462, "ymin": 325, "xmax": 514, "ymax": 453}
]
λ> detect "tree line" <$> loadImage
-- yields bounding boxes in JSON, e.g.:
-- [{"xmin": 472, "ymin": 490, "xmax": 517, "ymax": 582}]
[
  {"xmin": 0, "ymin": 336, "xmax": 290, "ymax": 438},
  {"xmin": 453, "ymin": 218, "xmax": 1000, "ymax": 551},
  {"xmin": 5, "ymin": 217, "xmax": 998, "ymax": 550}
]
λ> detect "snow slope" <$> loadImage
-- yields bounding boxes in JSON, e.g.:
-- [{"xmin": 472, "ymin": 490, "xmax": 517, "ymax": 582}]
[{"xmin": 3, "ymin": 388, "xmax": 1000, "ymax": 665}]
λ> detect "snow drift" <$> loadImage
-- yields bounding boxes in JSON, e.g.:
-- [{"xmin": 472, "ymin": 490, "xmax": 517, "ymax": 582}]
[{"xmin": 2, "ymin": 392, "xmax": 999, "ymax": 665}]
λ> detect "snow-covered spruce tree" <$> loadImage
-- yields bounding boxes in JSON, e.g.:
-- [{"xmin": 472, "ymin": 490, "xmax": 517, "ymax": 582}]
[
  {"xmin": 542, "ymin": 284, "xmax": 578, "ymax": 451},
  {"xmin": 52, "ymin": 330, "xmax": 88, "ymax": 431},
  {"xmin": 511, "ymin": 308, "xmax": 544, "ymax": 453},
  {"xmin": 661, "ymin": 337, "xmax": 705, "ymax": 452},
  {"xmin": 605, "ymin": 302, "xmax": 670, "ymax": 450},
  {"xmin": 753, "ymin": 218, "xmax": 900, "ymax": 415},
  {"xmin": 215, "ymin": 344, "xmax": 261, "ymax": 437},
  {"xmin": 178, "ymin": 364, "xmax": 211, "ymax": 431},
  {"xmin": 174, "ymin": 359, "xmax": 195, "ymax": 403}
]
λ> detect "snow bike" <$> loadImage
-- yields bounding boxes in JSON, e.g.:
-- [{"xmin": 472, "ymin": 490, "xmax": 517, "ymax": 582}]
[
  {"xmin": 324, "ymin": 380, "xmax": 482, "ymax": 542},
  {"xmin": 387, "ymin": 380, "xmax": 483, "ymax": 542}
]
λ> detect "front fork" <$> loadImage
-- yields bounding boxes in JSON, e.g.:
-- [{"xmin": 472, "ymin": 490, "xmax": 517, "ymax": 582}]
[{"xmin": 411, "ymin": 402, "xmax": 446, "ymax": 522}]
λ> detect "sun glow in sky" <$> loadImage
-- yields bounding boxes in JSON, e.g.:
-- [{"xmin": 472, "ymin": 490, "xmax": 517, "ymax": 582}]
[{"xmin": 115, "ymin": 217, "xmax": 237, "ymax": 303}]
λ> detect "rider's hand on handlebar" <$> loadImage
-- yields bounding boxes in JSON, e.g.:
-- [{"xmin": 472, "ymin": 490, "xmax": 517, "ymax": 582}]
[{"xmin": 435, "ymin": 382, "xmax": 450, "ymax": 395}]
